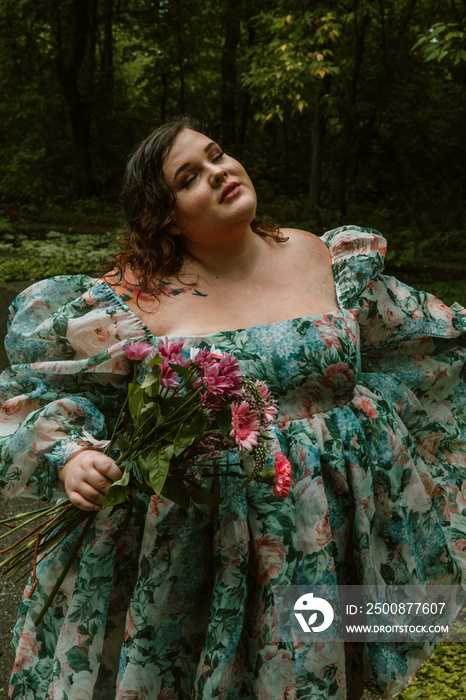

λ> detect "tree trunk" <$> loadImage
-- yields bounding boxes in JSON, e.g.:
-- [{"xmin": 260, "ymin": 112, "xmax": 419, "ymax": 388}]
[
  {"xmin": 55, "ymin": 0, "xmax": 98, "ymax": 197},
  {"xmin": 160, "ymin": 73, "xmax": 168, "ymax": 122},
  {"xmin": 100, "ymin": 0, "xmax": 114, "ymax": 104},
  {"xmin": 237, "ymin": 21, "xmax": 255, "ymax": 157},
  {"xmin": 174, "ymin": 0, "xmax": 185, "ymax": 113},
  {"xmin": 309, "ymin": 80, "xmax": 327, "ymax": 212},
  {"xmin": 221, "ymin": 0, "xmax": 240, "ymax": 148},
  {"xmin": 337, "ymin": 10, "xmax": 369, "ymax": 214}
]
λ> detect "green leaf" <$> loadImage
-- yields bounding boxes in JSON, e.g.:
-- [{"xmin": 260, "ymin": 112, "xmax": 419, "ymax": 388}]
[
  {"xmin": 215, "ymin": 406, "xmax": 232, "ymax": 438},
  {"xmin": 138, "ymin": 445, "xmax": 173, "ymax": 494},
  {"xmin": 116, "ymin": 433, "xmax": 131, "ymax": 454},
  {"xmin": 140, "ymin": 400, "xmax": 163, "ymax": 426},
  {"xmin": 128, "ymin": 383, "xmax": 144, "ymax": 422},
  {"xmin": 146, "ymin": 355, "xmax": 163, "ymax": 368},
  {"xmin": 168, "ymin": 362, "xmax": 195, "ymax": 387},
  {"xmin": 161, "ymin": 479, "xmax": 191, "ymax": 510},
  {"xmin": 141, "ymin": 370, "xmax": 160, "ymax": 397},
  {"xmin": 172, "ymin": 409, "xmax": 208, "ymax": 456},
  {"xmin": 103, "ymin": 469, "xmax": 131, "ymax": 508}
]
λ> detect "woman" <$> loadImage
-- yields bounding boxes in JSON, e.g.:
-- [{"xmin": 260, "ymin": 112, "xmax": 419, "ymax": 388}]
[{"xmin": 1, "ymin": 116, "xmax": 465, "ymax": 700}]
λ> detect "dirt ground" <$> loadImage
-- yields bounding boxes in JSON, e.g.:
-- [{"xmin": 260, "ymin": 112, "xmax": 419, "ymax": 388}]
[{"xmin": 0, "ymin": 280, "xmax": 42, "ymax": 695}]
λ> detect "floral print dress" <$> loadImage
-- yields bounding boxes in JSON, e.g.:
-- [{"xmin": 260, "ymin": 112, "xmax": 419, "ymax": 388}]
[{"xmin": 1, "ymin": 226, "xmax": 465, "ymax": 700}]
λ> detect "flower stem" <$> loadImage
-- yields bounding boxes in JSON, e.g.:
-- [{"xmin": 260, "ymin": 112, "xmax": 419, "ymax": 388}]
[
  {"xmin": 0, "ymin": 501, "xmax": 71, "ymax": 543},
  {"xmin": 34, "ymin": 512, "xmax": 97, "ymax": 627}
]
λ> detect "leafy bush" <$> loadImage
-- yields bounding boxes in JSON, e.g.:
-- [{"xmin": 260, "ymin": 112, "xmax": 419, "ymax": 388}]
[
  {"xmin": 0, "ymin": 229, "xmax": 118, "ymax": 282},
  {"xmin": 398, "ymin": 642, "xmax": 466, "ymax": 700}
]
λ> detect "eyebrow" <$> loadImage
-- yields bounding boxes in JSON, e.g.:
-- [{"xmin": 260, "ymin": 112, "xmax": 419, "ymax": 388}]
[{"xmin": 173, "ymin": 141, "xmax": 217, "ymax": 183}]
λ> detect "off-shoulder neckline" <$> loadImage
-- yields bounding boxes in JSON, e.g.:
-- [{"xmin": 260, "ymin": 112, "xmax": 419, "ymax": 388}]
[
  {"xmin": 99, "ymin": 278, "xmax": 346, "ymax": 340},
  {"xmin": 95, "ymin": 228, "xmax": 374, "ymax": 340}
]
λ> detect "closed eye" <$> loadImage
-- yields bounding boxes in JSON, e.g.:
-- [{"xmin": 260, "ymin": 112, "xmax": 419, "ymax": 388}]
[
  {"xmin": 182, "ymin": 151, "xmax": 226, "ymax": 187},
  {"xmin": 183, "ymin": 173, "xmax": 197, "ymax": 187}
]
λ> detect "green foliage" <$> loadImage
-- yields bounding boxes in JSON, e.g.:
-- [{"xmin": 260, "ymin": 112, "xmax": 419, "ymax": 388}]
[
  {"xmin": 0, "ymin": 229, "xmax": 118, "ymax": 282},
  {"xmin": 102, "ymin": 469, "xmax": 131, "ymax": 508},
  {"xmin": 397, "ymin": 642, "xmax": 466, "ymax": 700},
  {"xmin": 413, "ymin": 22, "xmax": 466, "ymax": 66},
  {"xmin": 1, "ymin": 0, "xmax": 465, "ymax": 262},
  {"xmin": 35, "ymin": 199, "xmax": 122, "ymax": 227},
  {"xmin": 243, "ymin": 10, "xmax": 341, "ymax": 122},
  {"xmin": 416, "ymin": 280, "xmax": 466, "ymax": 307}
]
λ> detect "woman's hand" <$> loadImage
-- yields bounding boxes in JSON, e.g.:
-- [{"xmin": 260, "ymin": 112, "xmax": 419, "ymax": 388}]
[{"xmin": 58, "ymin": 449, "xmax": 123, "ymax": 511}]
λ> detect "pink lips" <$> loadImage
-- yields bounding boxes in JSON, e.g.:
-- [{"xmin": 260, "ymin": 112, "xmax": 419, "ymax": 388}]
[{"xmin": 220, "ymin": 181, "xmax": 240, "ymax": 203}]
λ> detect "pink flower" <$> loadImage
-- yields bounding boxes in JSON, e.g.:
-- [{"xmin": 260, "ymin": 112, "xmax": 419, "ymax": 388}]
[
  {"xmin": 160, "ymin": 359, "xmax": 180, "ymax": 389},
  {"xmin": 124, "ymin": 341, "xmax": 153, "ymax": 361},
  {"xmin": 256, "ymin": 381, "xmax": 278, "ymax": 422},
  {"xmin": 230, "ymin": 401, "xmax": 260, "ymax": 450},
  {"xmin": 197, "ymin": 362, "xmax": 230, "ymax": 395},
  {"xmin": 273, "ymin": 452, "xmax": 292, "ymax": 499},
  {"xmin": 193, "ymin": 347, "xmax": 213, "ymax": 366},
  {"xmin": 157, "ymin": 337, "xmax": 184, "ymax": 358},
  {"xmin": 194, "ymin": 351, "xmax": 243, "ymax": 407},
  {"xmin": 218, "ymin": 353, "xmax": 243, "ymax": 396}
]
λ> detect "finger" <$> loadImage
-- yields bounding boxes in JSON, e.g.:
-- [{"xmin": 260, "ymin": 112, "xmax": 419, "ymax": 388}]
[
  {"xmin": 85, "ymin": 470, "xmax": 115, "ymax": 494},
  {"xmin": 91, "ymin": 455, "xmax": 123, "ymax": 483},
  {"xmin": 68, "ymin": 490, "xmax": 103, "ymax": 512},
  {"xmin": 70, "ymin": 480, "xmax": 105, "ymax": 506}
]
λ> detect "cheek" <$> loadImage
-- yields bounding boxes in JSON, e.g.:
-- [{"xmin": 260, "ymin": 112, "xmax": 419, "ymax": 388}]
[{"xmin": 174, "ymin": 190, "xmax": 212, "ymax": 225}]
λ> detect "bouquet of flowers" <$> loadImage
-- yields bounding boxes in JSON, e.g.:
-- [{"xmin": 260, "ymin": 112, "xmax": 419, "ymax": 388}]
[{"xmin": 0, "ymin": 339, "xmax": 291, "ymax": 625}]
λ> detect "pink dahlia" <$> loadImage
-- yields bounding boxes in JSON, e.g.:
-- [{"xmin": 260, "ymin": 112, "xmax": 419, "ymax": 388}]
[
  {"xmin": 195, "ymin": 351, "xmax": 243, "ymax": 401},
  {"xmin": 230, "ymin": 401, "xmax": 260, "ymax": 451},
  {"xmin": 218, "ymin": 353, "xmax": 243, "ymax": 396},
  {"xmin": 124, "ymin": 341, "xmax": 153, "ymax": 361},
  {"xmin": 197, "ymin": 363, "xmax": 228, "ymax": 395},
  {"xmin": 157, "ymin": 337, "xmax": 184, "ymax": 359},
  {"xmin": 273, "ymin": 452, "xmax": 292, "ymax": 499},
  {"xmin": 193, "ymin": 347, "xmax": 213, "ymax": 367},
  {"xmin": 159, "ymin": 359, "xmax": 180, "ymax": 389}
]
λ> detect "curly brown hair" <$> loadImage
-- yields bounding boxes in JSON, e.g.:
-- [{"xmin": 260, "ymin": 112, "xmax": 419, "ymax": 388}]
[{"xmin": 107, "ymin": 116, "xmax": 285, "ymax": 296}]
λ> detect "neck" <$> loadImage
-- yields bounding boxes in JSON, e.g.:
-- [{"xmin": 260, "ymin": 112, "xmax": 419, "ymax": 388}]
[{"xmin": 183, "ymin": 228, "xmax": 265, "ymax": 283}]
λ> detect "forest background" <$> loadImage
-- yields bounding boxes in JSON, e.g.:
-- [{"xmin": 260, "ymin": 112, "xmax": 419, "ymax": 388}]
[
  {"xmin": 0, "ymin": 0, "xmax": 465, "ymax": 299},
  {"xmin": 0, "ymin": 0, "xmax": 466, "ymax": 698}
]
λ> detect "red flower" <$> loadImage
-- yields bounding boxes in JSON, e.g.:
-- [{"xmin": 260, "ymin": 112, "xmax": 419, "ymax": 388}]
[{"xmin": 273, "ymin": 452, "xmax": 292, "ymax": 499}]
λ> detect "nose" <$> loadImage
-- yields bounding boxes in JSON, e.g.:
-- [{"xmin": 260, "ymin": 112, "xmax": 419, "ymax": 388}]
[{"xmin": 209, "ymin": 166, "xmax": 228, "ymax": 187}]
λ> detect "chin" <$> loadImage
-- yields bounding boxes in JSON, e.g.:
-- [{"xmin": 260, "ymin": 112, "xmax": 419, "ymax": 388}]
[{"xmin": 236, "ymin": 192, "xmax": 257, "ymax": 222}]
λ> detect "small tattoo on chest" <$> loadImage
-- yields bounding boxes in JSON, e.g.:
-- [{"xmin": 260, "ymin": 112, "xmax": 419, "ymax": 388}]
[
  {"xmin": 161, "ymin": 281, "xmax": 208, "ymax": 298},
  {"xmin": 111, "ymin": 278, "xmax": 208, "ymax": 305}
]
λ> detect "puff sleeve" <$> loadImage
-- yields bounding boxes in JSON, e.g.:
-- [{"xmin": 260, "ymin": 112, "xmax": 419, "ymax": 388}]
[
  {"xmin": 323, "ymin": 225, "xmax": 466, "ymax": 470},
  {"xmin": 0, "ymin": 275, "xmax": 147, "ymax": 501}
]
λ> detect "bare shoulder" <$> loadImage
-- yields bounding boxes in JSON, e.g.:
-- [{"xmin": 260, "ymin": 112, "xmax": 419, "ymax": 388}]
[{"xmin": 279, "ymin": 228, "xmax": 331, "ymax": 266}]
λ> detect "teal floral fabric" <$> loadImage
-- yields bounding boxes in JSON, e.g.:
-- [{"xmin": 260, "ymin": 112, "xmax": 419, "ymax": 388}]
[{"xmin": 1, "ymin": 226, "xmax": 466, "ymax": 699}]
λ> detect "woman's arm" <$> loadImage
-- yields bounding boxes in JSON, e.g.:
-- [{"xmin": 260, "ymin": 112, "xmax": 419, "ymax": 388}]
[{"xmin": 0, "ymin": 275, "xmax": 145, "ymax": 502}]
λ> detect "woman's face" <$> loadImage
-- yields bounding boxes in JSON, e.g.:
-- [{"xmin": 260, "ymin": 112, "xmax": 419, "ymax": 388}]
[{"xmin": 163, "ymin": 129, "xmax": 257, "ymax": 250}]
